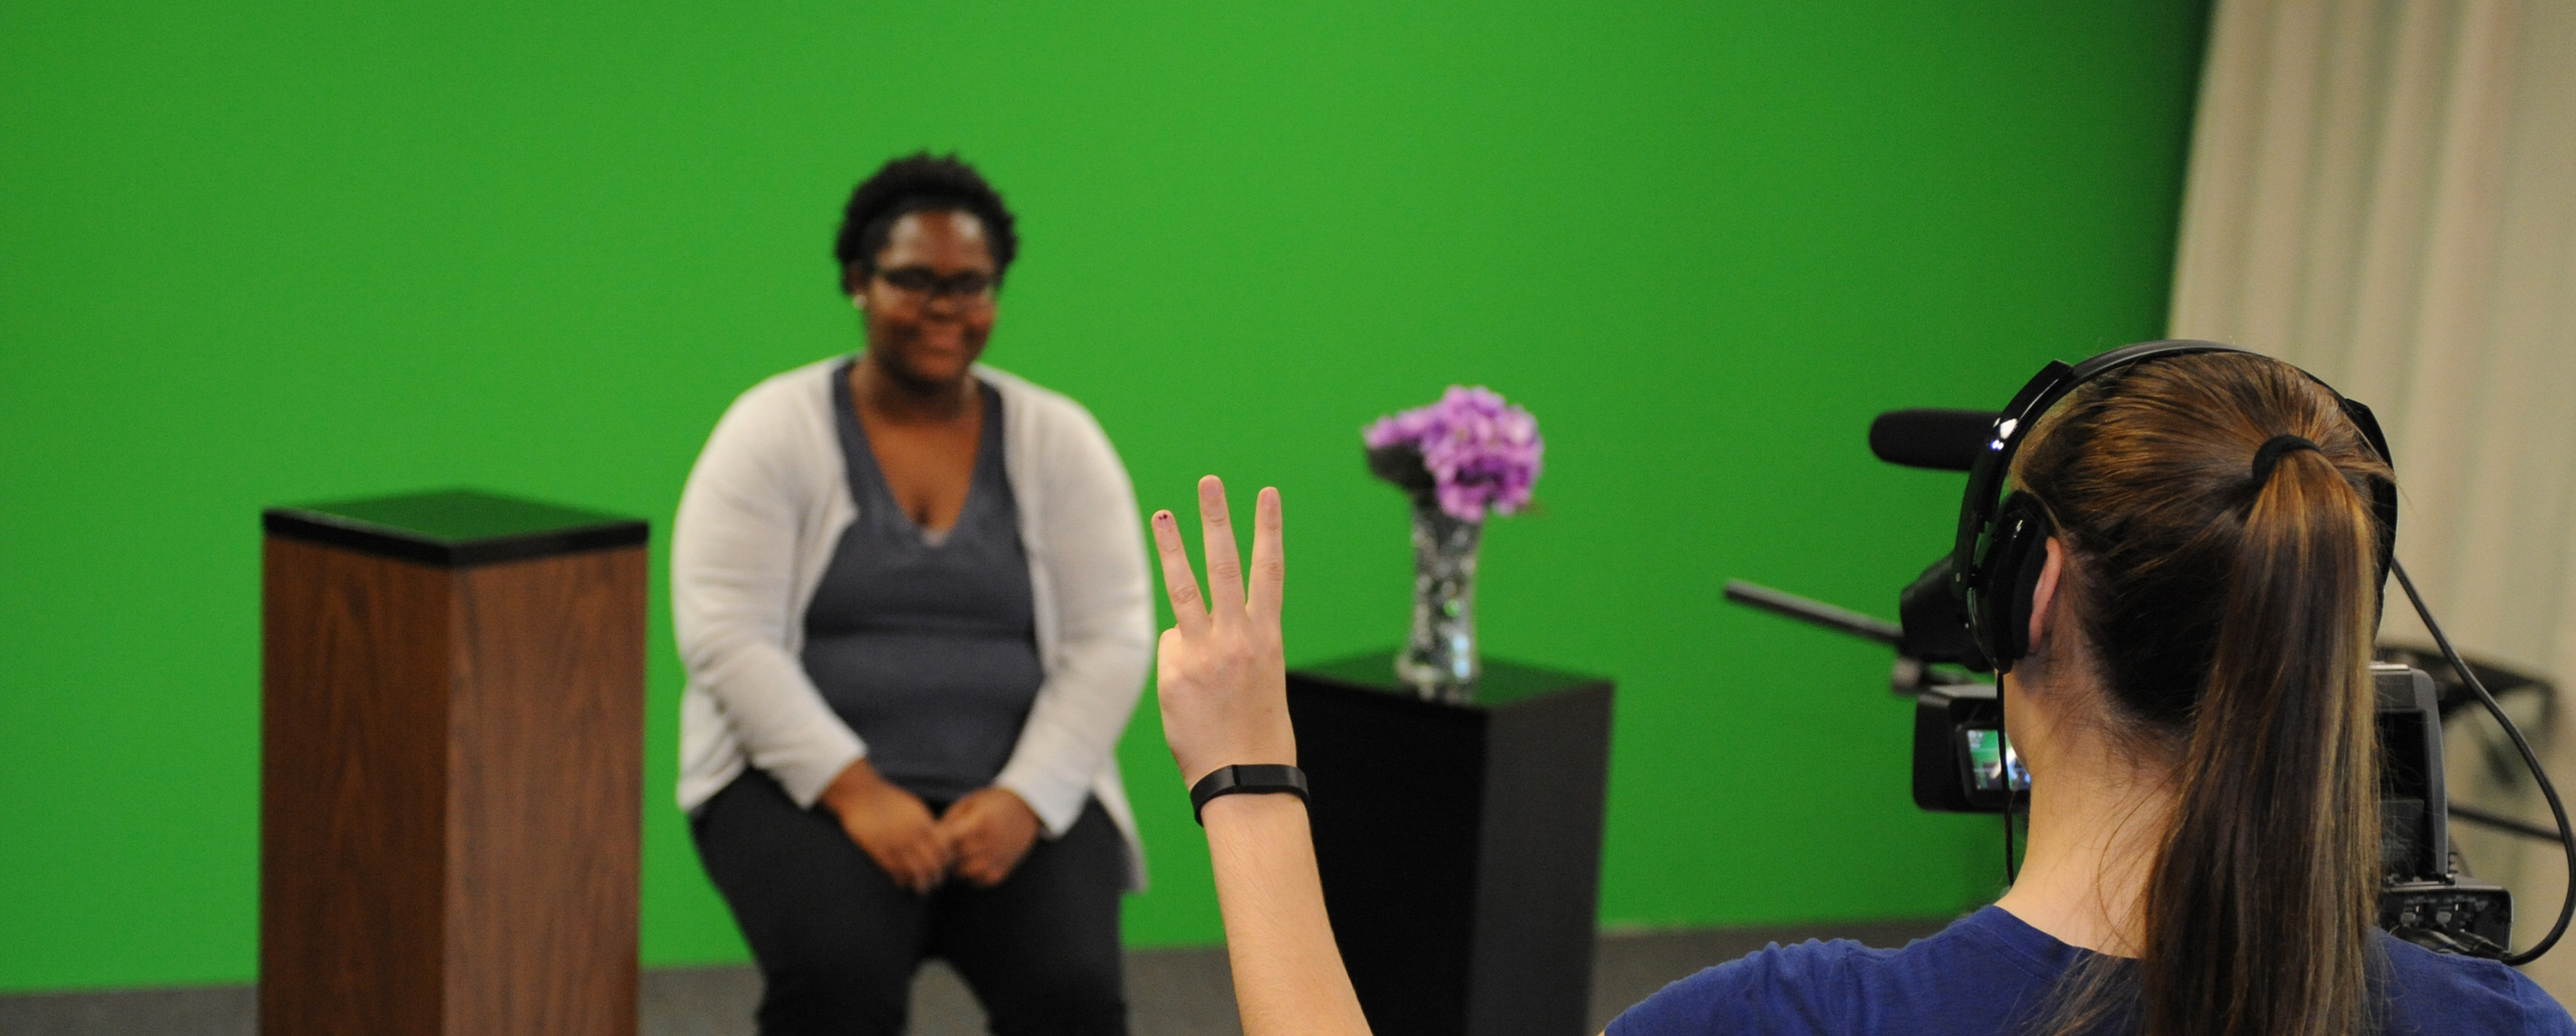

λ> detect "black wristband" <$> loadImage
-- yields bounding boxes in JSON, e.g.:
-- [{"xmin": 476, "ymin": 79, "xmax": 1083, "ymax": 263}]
[{"xmin": 1189, "ymin": 764, "xmax": 1310, "ymax": 826}]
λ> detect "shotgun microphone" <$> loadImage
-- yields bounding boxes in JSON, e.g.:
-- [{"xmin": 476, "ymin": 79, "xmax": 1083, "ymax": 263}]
[{"xmin": 1867, "ymin": 409, "xmax": 1997, "ymax": 472}]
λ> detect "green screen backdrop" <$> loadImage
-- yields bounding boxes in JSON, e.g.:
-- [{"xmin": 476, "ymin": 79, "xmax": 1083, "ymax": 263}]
[{"xmin": 0, "ymin": 0, "xmax": 2211, "ymax": 991}]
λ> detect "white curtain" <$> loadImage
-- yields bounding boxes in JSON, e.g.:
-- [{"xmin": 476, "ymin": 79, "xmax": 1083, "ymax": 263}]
[{"xmin": 2170, "ymin": 0, "xmax": 2576, "ymax": 990}]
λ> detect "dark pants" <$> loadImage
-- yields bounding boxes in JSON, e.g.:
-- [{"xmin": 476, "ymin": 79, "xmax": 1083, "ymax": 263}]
[{"xmin": 691, "ymin": 770, "xmax": 1129, "ymax": 1036}]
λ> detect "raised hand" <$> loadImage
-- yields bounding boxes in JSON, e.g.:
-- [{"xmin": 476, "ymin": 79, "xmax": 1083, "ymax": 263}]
[
  {"xmin": 1150, "ymin": 476, "xmax": 1294, "ymax": 787},
  {"xmin": 1150, "ymin": 477, "xmax": 1372, "ymax": 1036}
]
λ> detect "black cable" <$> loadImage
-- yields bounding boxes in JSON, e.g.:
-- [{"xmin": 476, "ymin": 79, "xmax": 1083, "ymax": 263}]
[
  {"xmin": 2452, "ymin": 804, "xmax": 2565, "ymax": 843},
  {"xmin": 2391, "ymin": 557, "xmax": 2576, "ymax": 966},
  {"xmin": 2003, "ymin": 794, "xmax": 2019, "ymax": 883},
  {"xmin": 2002, "ymin": 688, "xmax": 2020, "ymax": 884}
]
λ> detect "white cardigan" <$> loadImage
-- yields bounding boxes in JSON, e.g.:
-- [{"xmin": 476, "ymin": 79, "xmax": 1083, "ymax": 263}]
[{"xmin": 672, "ymin": 356, "xmax": 1155, "ymax": 888}]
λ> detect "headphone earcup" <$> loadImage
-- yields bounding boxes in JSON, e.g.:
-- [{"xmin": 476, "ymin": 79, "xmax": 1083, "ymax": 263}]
[{"xmin": 1975, "ymin": 493, "xmax": 2055, "ymax": 672}]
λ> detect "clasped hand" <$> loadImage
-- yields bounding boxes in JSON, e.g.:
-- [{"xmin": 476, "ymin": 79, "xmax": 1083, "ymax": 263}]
[
  {"xmin": 819, "ymin": 474, "xmax": 1289, "ymax": 893},
  {"xmin": 820, "ymin": 762, "xmax": 1040, "ymax": 894}
]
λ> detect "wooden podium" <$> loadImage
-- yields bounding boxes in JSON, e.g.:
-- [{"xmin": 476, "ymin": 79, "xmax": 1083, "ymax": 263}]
[
  {"xmin": 260, "ymin": 490, "xmax": 648, "ymax": 1036},
  {"xmin": 1288, "ymin": 653, "xmax": 1615, "ymax": 1036}
]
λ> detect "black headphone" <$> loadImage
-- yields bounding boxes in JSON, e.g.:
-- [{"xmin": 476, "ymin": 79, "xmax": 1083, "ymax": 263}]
[{"xmin": 1951, "ymin": 339, "xmax": 2400, "ymax": 673}]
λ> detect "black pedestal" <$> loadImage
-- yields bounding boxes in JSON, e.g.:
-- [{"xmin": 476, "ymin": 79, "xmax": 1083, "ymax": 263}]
[{"xmin": 1287, "ymin": 653, "xmax": 1615, "ymax": 1036}]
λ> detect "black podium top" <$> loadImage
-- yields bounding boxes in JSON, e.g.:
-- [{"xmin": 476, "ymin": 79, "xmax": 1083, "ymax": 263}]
[
  {"xmin": 264, "ymin": 489, "xmax": 649, "ymax": 568},
  {"xmin": 1292, "ymin": 652, "xmax": 1608, "ymax": 710}
]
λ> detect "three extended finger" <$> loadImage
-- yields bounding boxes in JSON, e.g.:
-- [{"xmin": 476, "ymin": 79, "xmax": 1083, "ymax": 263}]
[
  {"xmin": 1248, "ymin": 486, "xmax": 1284, "ymax": 620},
  {"xmin": 1198, "ymin": 475, "xmax": 1247, "ymax": 618},
  {"xmin": 1151, "ymin": 509, "xmax": 1209, "ymax": 636}
]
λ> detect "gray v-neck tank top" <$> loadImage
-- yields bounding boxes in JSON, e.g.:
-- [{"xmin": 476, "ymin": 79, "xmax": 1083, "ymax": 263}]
[{"xmin": 800, "ymin": 361, "xmax": 1044, "ymax": 804}]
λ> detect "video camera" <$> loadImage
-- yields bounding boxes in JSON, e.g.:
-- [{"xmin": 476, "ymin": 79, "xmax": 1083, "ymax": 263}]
[
  {"xmin": 1727, "ymin": 576, "xmax": 2515, "ymax": 957},
  {"xmin": 1716, "ymin": 351, "xmax": 2550, "ymax": 959}
]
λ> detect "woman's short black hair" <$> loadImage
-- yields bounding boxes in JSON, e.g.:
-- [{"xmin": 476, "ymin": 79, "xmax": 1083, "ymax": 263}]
[{"xmin": 833, "ymin": 153, "xmax": 1018, "ymax": 292}]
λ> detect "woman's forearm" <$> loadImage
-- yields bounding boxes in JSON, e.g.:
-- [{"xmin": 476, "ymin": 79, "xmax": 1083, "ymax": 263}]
[
  {"xmin": 1145, "ymin": 480, "xmax": 1368, "ymax": 1036},
  {"xmin": 672, "ymin": 397, "xmax": 869, "ymax": 807},
  {"xmin": 1202, "ymin": 794, "xmax": 1372, "ymax": 1036}
]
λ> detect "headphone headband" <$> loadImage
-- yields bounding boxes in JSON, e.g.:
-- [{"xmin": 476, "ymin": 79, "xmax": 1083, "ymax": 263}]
[
  {"xmin": 1950, "ymin": 340, "xmax": 2397, "ymax": 671},
  {"xmin": 1951, "ymin": 341, "xmax": 2250, "ymax": 584}
]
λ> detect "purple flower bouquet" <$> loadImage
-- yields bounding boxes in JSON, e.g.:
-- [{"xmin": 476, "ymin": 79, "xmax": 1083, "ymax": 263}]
[
  {"xmin": 1363, "ymin": 387, "xmax": 1542, "ymax": 700},
  {"xmin": 1363, "ymin": 386, "xmax": 1544, "ymax": 522}
]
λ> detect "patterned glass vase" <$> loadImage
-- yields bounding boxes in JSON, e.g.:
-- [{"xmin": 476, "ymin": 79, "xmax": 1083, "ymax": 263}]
[{"xmin": 1395, "ymin": 500, "xmax": 1483, "ymax": 702}]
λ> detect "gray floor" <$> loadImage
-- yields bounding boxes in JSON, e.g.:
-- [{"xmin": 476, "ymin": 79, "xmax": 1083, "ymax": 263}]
[{"xmin": 0, "ymin": 918, "xmax": 1949, "ymax": 1035}]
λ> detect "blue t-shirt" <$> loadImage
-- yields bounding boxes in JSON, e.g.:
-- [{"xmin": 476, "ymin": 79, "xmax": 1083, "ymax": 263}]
[{"xmin": 1609, "ymin": 906, "xmax": 2573, "ymax": 1035}]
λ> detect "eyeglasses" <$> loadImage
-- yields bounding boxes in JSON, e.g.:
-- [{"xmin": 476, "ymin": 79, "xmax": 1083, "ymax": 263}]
[{"xmin": 875, "ymin": 267, "xmax": 996, "ymax": 305}]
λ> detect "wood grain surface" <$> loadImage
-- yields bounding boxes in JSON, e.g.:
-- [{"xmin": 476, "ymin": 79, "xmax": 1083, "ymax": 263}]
[
  {"xmin": 446, "ymin": 548, "xmax": 643, "ymax": 1036},
  {"xmin": 261, "ymin": 538, "xmax": 644, "ymax": 1036},
  {"xmin": 262, "ymin": 538, "xmax": 453, "ymax": 1036}
]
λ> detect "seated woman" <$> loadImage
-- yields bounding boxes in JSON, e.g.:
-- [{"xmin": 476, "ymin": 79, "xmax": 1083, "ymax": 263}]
[
  {"xmin": 672, "ymin": 153, "xmax": 1152, "ymax": 1036},
  {"xmin": 1146, "ymin": 348, "xmax": 2575, "ymax": 1036}
]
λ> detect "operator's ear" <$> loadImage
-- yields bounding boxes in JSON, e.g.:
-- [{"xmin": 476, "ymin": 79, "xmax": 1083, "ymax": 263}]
[{"xmin": 2026, "ymin": 537, "xmax": 2065, "ymax": 654}]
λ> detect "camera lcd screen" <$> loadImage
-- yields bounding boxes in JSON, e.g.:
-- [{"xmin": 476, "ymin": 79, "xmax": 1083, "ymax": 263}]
[{"xmin": 1964, "ymin": 727, "xmax": 2030, "ymax": 793}]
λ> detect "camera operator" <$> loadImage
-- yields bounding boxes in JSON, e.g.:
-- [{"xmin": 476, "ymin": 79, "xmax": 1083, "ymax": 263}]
[{"xmin": 1149, "ymin": 351, "xmax": 2574, "ymax": 1035}]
